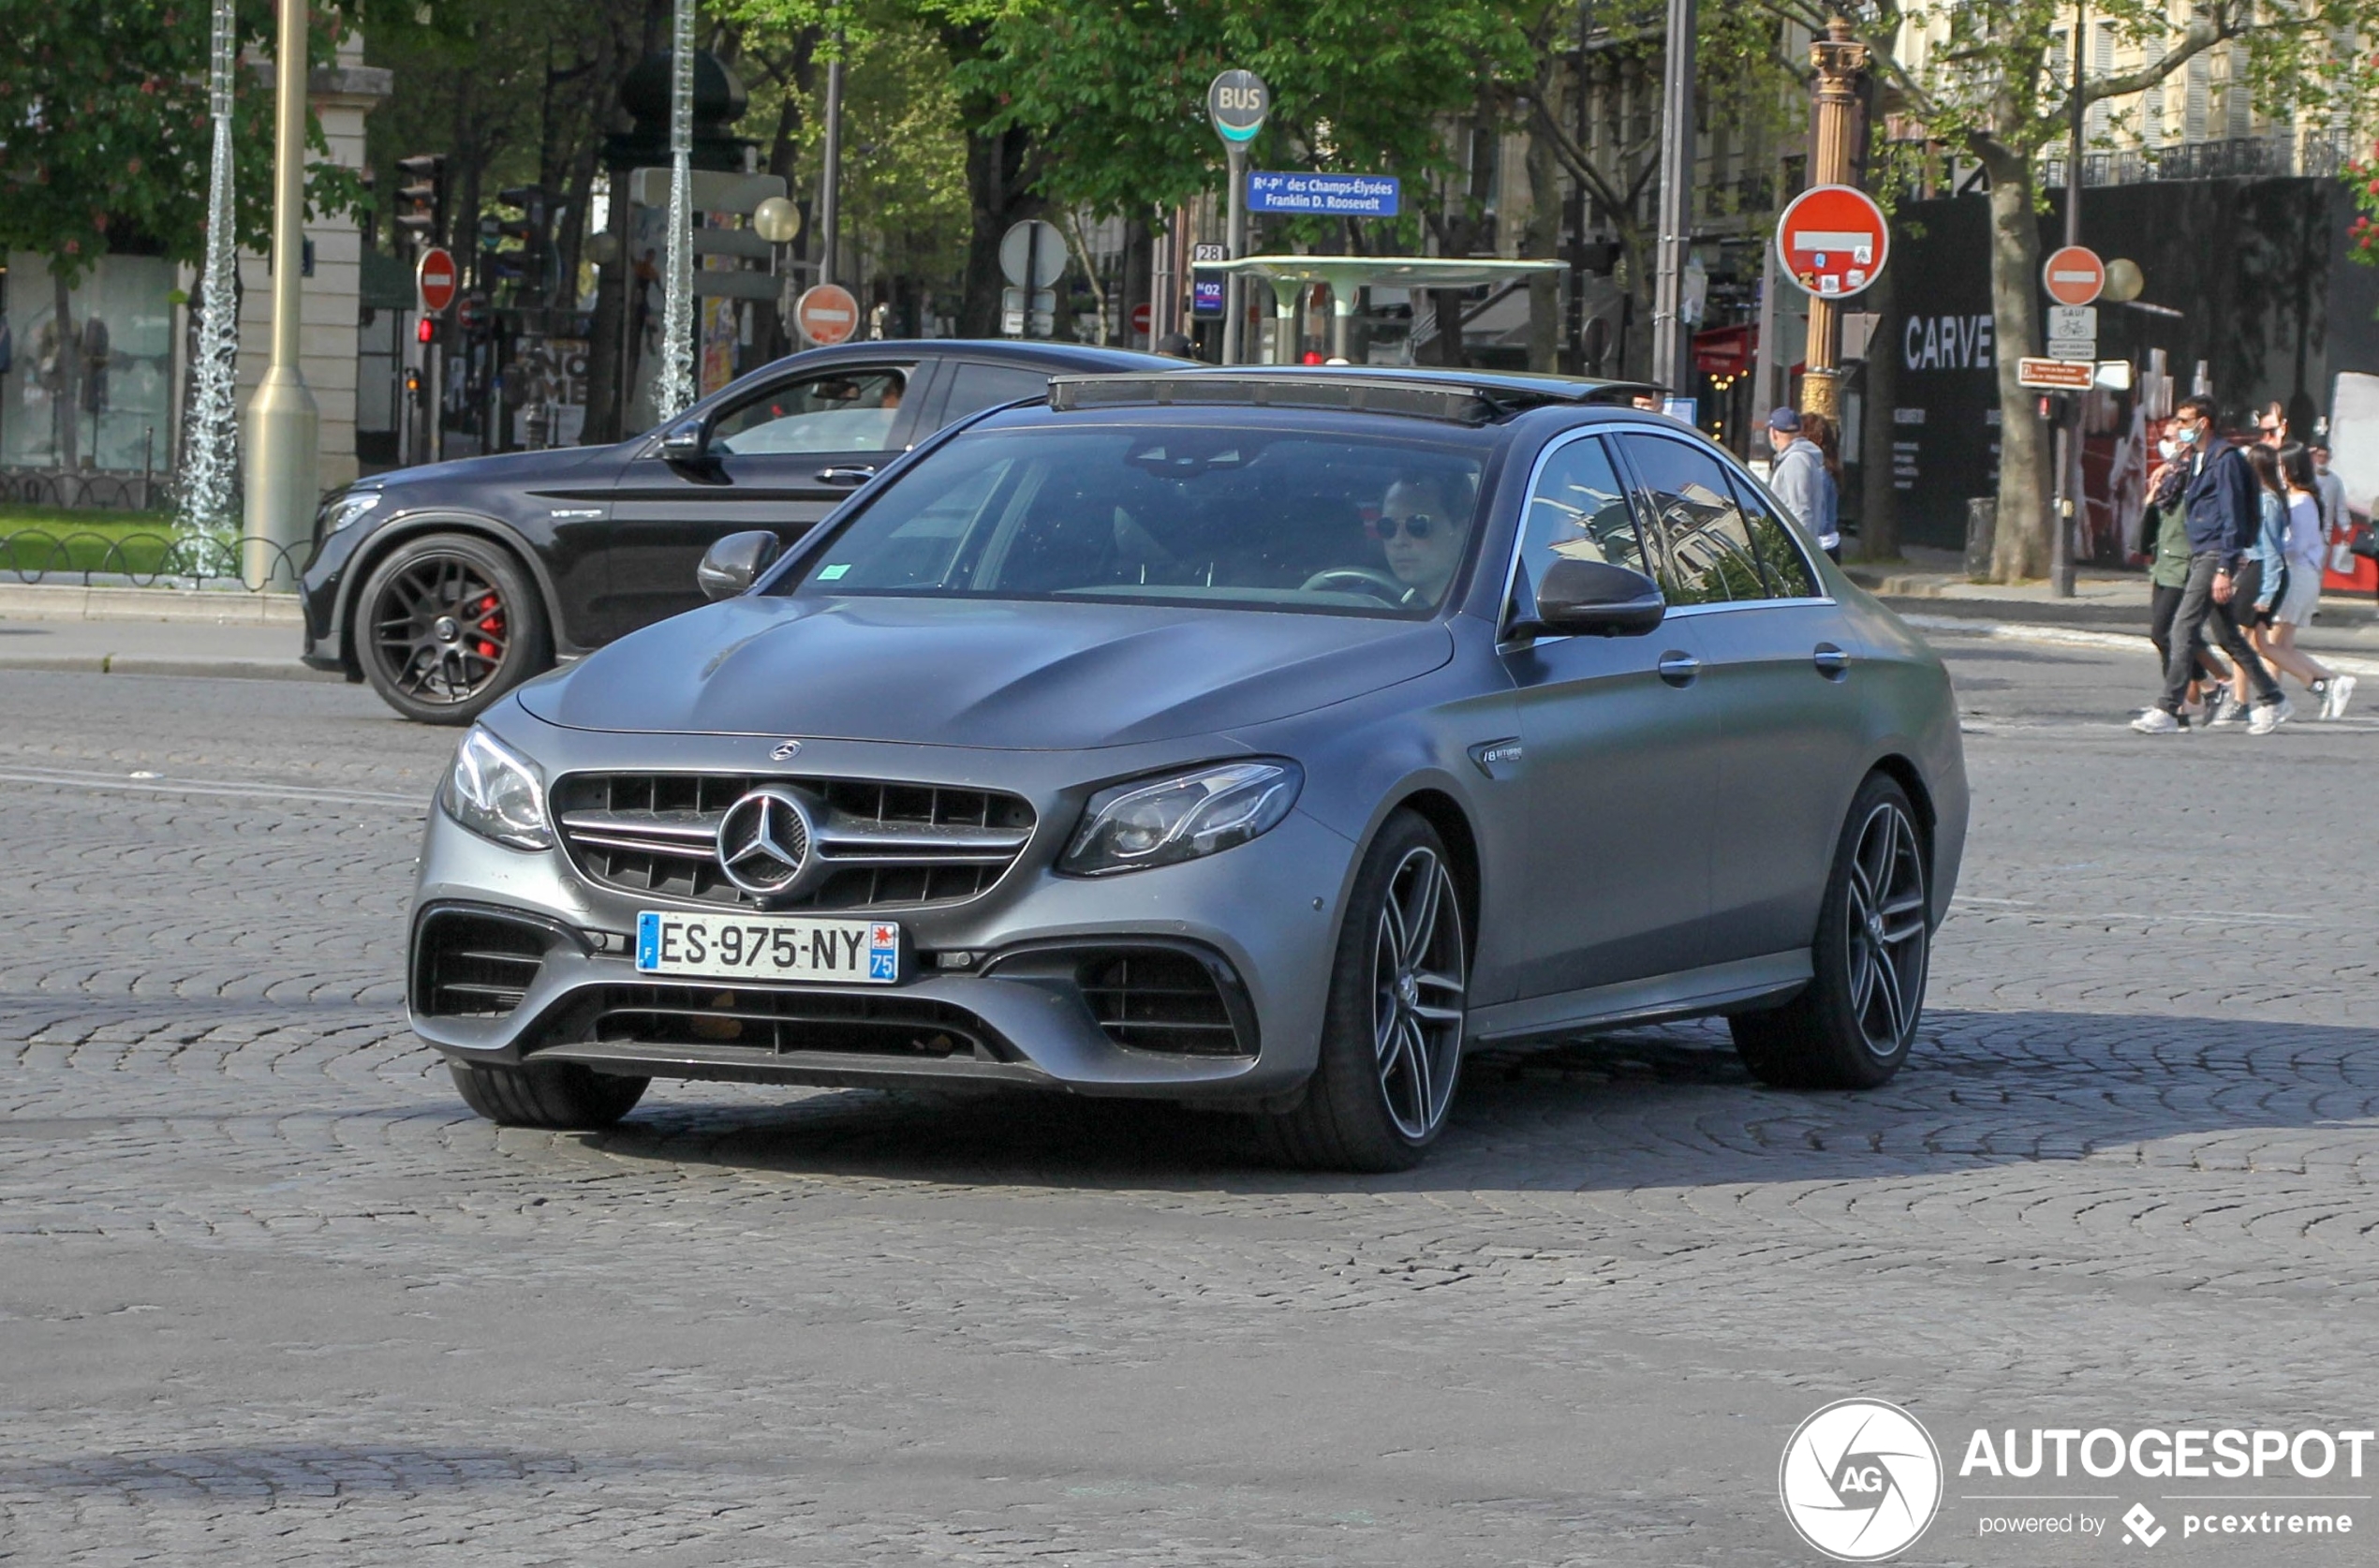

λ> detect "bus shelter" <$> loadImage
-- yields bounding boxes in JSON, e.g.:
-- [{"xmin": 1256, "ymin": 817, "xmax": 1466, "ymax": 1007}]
[{"xmin": 1207, "ymin": 255, "xmax": 1566, "ymax": 365}]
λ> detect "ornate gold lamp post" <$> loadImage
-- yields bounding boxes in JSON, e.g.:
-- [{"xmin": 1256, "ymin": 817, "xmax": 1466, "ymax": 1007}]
[{"xmin": 1798, "ymin": 18, "xmax": 1869, "ymax": 423}]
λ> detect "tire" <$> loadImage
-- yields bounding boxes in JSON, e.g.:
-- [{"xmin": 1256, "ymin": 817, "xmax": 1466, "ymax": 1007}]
[
  {"xmin": 1263, "ymin": 811, "xmax": 1470, "ymax": 1172},
  {"xmin": 354, "ymin": 532, "xmax": 550, "ymax": 725},
  {"xmin": 449, "ymin": 1059, "xmax": 648, "ymax": 1130},
  {"xmin": 1731, "ymin": 773, "xmax": 1931, "ymax": 1089}
]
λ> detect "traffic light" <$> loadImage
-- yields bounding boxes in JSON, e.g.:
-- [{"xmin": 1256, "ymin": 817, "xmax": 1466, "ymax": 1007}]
[
  {"xmin": 490, "ymin": 185, "xmax": 551, "ymax": 302},
  {"xmin": 394, "ymin": 155, "xmax": 448, "ymax": 252}
]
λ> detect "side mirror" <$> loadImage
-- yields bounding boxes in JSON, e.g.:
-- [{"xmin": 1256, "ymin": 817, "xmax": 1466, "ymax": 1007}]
[
  {"xmin": 696, "ymin": 529, "xmax": 782, "ymax": 600},
  {"xmin": 1513, "ymin": 558, "xmax": 1666, "ymax": 639},
  {"xmin": 658, "ymin": 421, "xmax": 708, "ymax": 463}
]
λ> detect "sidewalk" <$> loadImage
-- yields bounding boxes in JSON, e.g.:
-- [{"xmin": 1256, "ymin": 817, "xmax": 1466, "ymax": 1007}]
[
  {"xmin": 0, "ymin": 583, "xmax": 331, "ymax": 681},
  {"xmin": 1842, "ymin": 544, "xmax": 2379, "ymax": 659}
]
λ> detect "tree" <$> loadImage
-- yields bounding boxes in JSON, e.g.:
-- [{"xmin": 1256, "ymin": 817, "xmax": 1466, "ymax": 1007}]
[
  {"xmin": 0, "ymin": 0, "xmax": 359, "ymax": 467},
  {"xmin": 1765, "ymin": 0, "xmax": 2375, "ymax": 582}
]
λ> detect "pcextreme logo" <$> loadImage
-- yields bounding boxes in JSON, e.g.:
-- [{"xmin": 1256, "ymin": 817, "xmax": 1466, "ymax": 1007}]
[{"xmin": 1780, "ymin": 1399, "xmax": 1944, "ymax": 1561}]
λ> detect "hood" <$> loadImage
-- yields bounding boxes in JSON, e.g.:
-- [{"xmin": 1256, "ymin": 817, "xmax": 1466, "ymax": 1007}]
[
  {"xmin": 371, "ymin": 442, "xmax": 616, "ymax": 494},
  {"xmin": 519, "ymin": 595, "xmax": 1455, "ymax": 748}
]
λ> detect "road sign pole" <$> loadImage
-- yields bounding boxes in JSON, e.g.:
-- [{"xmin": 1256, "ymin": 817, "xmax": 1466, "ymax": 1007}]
[
  {"xmin": 1797, "ymin": 20, "xmax": 1869, "ymax": 424},
  {"xmin": 1223, "ymin": 144, "xmax": 1248, "ymax": 365},
  {"xmin": 1648, "ymin": 0, "xmax": 1695, "ymax": 396},
  {"xmin": 2051, "ymin": 4, "xmax": 2088, "ymax": 599},
  {"xmin": 820, "ymin": 31, "xmax": 845, "ymax": 289}
]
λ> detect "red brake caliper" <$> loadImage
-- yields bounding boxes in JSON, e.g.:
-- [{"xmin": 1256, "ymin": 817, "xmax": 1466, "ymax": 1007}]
[{"xmin": 469, "ymin": 592, "xmax": 504, "ymax": 660}]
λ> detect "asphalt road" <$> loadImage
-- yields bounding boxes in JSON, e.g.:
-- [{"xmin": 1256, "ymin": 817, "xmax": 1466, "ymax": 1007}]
[{"xmin": 2, "ymin": 633, "xmax": 2374, "ymax": 1566}]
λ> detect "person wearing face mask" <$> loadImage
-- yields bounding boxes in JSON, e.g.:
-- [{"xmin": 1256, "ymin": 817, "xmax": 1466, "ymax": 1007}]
[
  {"xmin": 2133, "ymin": 395, "xmax": 2286, "ymax": 734},
  {"xmin": 2144, "ymin": 424, "xmax": 2228, "ymax": 719}
]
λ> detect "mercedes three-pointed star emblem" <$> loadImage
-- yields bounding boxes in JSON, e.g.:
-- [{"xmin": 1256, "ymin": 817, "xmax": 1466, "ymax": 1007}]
[{"xmin": 716, "ymin": 787, "xmax": 814, "ymax": 896}]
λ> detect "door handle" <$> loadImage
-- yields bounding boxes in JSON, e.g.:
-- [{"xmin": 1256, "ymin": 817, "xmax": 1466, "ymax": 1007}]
[
  {"xmin": 1812, "ymin": 643, "xmax": 1851, "ymax": 680},
  {"xmin": 816, "ymin": 466, "xmax": 878, "ymax": 486},
  {"xmin": 1657, "ymin": 651, "xmax": 1701, "ymax": 688}
]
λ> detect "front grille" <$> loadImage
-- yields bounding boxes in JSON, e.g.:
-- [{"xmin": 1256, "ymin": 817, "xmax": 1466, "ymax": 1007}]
[
  {"xmin": 414, "ymin": 909, "xmax": 549, "ymax": 1017},
  {"xmin": 571, "ymin": 984, "xmax": 997, "ymax": 1059},
  {"xmin": 1077, "ymin": 949, "xmax": 1247, "ymax": 1056},
  {"xmin": 553, "ymin": 772, "xmax": 1035, "ymax": 910}
]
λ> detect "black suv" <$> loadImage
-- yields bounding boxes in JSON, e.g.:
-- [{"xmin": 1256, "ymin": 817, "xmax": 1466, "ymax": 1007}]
[{"xmin": 302, "ymin": 339, "xmax": 1182, "ymax": 722}]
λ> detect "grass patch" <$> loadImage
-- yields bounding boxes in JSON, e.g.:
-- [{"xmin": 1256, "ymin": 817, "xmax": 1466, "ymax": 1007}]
[{"xmin": 0, "ymin": 507, "xmax": 231, "ymax": 578}]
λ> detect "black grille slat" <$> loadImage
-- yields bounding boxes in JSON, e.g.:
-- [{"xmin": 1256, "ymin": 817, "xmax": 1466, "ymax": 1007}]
[
  {"xmin": 1077, "ymin": 951, "xmax": 1248, "ymax": 1057},
  {"xmin": 578, "ymin": 983, "xmax": 993, "ymax": 1059},
  {"xmin": 553, "ymin": 773, "xmax": 1033, "ymax": 911},
  {"xmin": 417, "ymin": 911, "xmax": 549, "ymax": 1018}
]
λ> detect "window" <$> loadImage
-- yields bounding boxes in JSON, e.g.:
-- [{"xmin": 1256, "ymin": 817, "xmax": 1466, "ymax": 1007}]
[
  {"xmin": 939, "ymin": 362, "xmax": 1054, "ymax": 424},
  {"xmin": 710, "ymin": 367, "xmax": 908, "ymax": 455},
  {"xmin": 1617, "ymin": 434, "xmax": 1768, "ymax": 606},
  {"xmin": 784, "ymin": 421, "xmax": 1488, "ymax": 617},
  {"xmin": 1722, "ymin": 469, "xmax": 1821, "ymax": 599},
  {"xmin": 1515, "ymin": 436, "xmax": 1653, "ymax": 607}
]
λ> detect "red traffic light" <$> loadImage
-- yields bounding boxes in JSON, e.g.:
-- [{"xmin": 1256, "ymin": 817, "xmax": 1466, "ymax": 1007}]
[{"xmin": 417, "ymin": 317, "xmax": 436, "ymax": 344}]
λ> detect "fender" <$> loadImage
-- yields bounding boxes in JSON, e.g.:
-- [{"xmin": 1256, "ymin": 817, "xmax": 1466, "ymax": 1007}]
[{"xmin": 332, "ymin": 510, "xmax": 576, "ymax": 674}]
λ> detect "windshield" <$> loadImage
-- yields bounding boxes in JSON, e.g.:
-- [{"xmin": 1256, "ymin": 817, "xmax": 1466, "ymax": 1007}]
[{"xmin": 781, "ymin": 421, "xmax": 1489, "ymax": 616}]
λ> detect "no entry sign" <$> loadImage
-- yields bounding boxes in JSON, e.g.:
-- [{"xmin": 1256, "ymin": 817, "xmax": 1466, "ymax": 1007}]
[
  {"xmin": 414, "ymin": 247, "xmax": 458, "ymax": 314},
  {"xmin": 1775, "ymin": 185, "xmax": 1888, "ymax": 298},
  {"xmin": 794, "ymin": 284, "xmax": 860, "ymax": 347},
  {"xmin": 2041, "ymin": 245, "xmax": 2106, "ymax": 306}
]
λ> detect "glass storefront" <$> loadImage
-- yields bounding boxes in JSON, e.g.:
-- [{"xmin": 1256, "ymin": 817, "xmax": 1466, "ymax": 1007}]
[{"xmin": 1, "ymin": 253, "xmax": 178, "ymax": 476}]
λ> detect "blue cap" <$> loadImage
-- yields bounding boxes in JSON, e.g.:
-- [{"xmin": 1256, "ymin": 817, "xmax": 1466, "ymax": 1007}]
[{"xmin": 1767, "ymin": 407, "xmax": 1802, "ymax": 433}]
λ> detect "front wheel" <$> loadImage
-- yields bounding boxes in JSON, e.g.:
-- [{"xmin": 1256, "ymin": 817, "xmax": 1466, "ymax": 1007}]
[
  {"xmin": 1263, "ymin": 811, "xmax": 1469, "ymax": 1171},
  {"xmin": 450, "ymin": 1060, "xmax": 648, "ymax": 1130},
  {"xmin": 356, "ymin": 533, "xmax": 550, "ymax": 725},
  {"xmin": 1731, "ymin": 774, "xmax": 1931, "ymax": 1088}
]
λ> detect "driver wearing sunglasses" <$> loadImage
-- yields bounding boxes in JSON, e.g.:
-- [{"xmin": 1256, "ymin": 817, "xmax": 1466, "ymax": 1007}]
[{"xmin": 1373, "ymin": 476, "xmax": 1466, "ymax": 605}]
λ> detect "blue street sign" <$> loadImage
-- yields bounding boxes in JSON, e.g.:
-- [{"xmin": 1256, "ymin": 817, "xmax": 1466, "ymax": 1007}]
[
  {"xmin": 1245, "ymin": 171, "xmax": 1400, "ymax": 217},
  {"xmin": 1190, "ymin": 272, "xmax": 1226, "ymax": 318}
]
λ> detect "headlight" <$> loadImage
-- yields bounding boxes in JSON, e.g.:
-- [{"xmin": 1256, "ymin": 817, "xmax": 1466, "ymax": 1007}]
[
  {"xmin": 322, "ymin": 490, "xmax": 383, "ymax": 534},
  {"xmin": 441, "ymin": 727, "xmax": 553, "ymax": 850},
  {"xmin": 1060, "ymin": 761, "xmax": 1302, "ymax": 877}
]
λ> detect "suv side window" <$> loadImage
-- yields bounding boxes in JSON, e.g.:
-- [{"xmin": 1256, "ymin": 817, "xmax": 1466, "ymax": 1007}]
[
  {"xmin": 710, "ymin": 366, "xmax": 909, "ymax": 455},
  {"xmin": 1616, "ymin": 433, "xmax": 1769, "ymax": 605},
  {"xmin": 939, "ymin": 362, "xmax": 1055, "ymax": 426},
  {"xmin": 1721, "ymin": 467, "xmax": 1822, "ymax": 599},
  {"xmin": 1514, "ymin": 435, "xmax": 1653, "ymax": 611}
]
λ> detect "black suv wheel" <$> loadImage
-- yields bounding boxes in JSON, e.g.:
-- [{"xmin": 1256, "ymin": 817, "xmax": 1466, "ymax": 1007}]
[{"xmin": 356, "ymin": 532, "xmax": 551, "ymax": 725}]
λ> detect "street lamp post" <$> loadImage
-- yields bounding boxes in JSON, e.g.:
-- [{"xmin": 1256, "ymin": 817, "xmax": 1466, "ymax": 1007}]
[
  {"xmin": 1649, "ymin": 0, "xmax": 1695, "ymax": 397},
  {"xmin": 241, "ymin": 0, "xmax": 318, "ymax": 587},
  {"xmin": 1798, "ymin": 18, "xmax": 1869, "ymax": 423}
]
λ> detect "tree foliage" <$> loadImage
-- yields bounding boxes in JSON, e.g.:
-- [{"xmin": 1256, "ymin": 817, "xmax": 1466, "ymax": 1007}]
[{"xmin": 0, "ymin": 0, "xmax": 362, "ymax": 283}]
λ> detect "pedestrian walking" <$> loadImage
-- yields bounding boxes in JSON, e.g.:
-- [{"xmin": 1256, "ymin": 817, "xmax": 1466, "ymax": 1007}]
[
  {"xmin": 2144, "ymin": 435, "xmax": 2228, "ymax": 721},
  {"xmin": 1800, "ymin": 409, "xmax": 1845, "ymax": 561},
  {"xmin": 2133, "ymin": 396, "xmax": 2288, "ymax": 734},
  {"xmin": 2219, "ymin": 441, "xmax": 2291, "ymax": 725},
  {"xmin": 2258, "ymin": 442, "xmax": 2356, "ymax": 717},
  {"xmin": 1766, "ymin": 407, "xmax": 1837, "ymax": 560}
]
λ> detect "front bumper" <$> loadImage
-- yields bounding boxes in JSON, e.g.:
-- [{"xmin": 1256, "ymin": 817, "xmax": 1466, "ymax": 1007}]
[{"xmin": 407, "ymin": 735, "xmax": 1359, "ymax": 1102}]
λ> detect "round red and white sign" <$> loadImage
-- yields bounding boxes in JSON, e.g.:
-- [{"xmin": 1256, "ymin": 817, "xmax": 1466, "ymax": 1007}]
[
  {"xmin": 1775, "ymin": 185, "xmax": 1889, "ymax": 299},
  {"xmin": 2041, "ymin": 245, "xmax": 2106, "ymax": 306},
  {"xmin": 414, "ymin": 247, "xmax": 458, "ymax": 315},
  {"xmin": 1130, "ymin": 301, "xmax": 1153, "ymax": 337},
  {"xmin": 794, "ymin": 284, "xmax": 861, "ymax": 348}
]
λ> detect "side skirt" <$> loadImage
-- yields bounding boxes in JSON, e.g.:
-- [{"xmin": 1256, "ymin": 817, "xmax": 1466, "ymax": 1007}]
[{"xmin": 1464, "ymin": 951, "xmax": 1812, "ymax": 1048}]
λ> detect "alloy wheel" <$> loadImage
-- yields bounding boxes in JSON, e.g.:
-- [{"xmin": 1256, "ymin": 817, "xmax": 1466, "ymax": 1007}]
[
  {"xmin": 1844, "ymin": 801, "xmax": 1928, "ymax": 1058},
  {"xmin": 1371, "ymin": 845, "xmax": 1468, "ymax": 1140},
  {"xmin": 371, "ymin": 554, "xmax": 511, "ymax": 706}
]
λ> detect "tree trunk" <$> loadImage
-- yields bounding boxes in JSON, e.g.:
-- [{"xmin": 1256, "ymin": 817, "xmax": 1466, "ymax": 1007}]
[
  {"xmin": 1984, "ymin": 150, "xmax": 2048, "ymax": 582},
  {"xmin": 1523, "ymin": 124, "xmax": 1560, "ymax": 374},
  {"xmin": 958, "ymin": 124, "xmax": 1038, "ymax": 339},
  {"xmin": 52, "ymin": 267, "xmax": 79, "ymax": 472},
  {"xmin": 1858, "ymin": 248, "xmax": 1899, "ymax": 559}
]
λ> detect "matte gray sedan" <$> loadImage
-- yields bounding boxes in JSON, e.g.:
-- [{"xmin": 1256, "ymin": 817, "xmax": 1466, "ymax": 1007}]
[{"xmin": 409, "ymin": 369, "xmax": 1967, "ymax": 1170}]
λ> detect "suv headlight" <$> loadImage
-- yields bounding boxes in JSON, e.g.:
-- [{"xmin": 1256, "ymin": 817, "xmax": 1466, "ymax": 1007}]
[
  {"xmin": 1060, "ymin": 761, "xmax": 1302, "ymax": 877},
  {"xmin": 322, "ymin": 490, "xmax": 383, "ymax": 534},
  {"xmin": 441, "ymin": 727, "xmax": 553, "ymax": 850}
]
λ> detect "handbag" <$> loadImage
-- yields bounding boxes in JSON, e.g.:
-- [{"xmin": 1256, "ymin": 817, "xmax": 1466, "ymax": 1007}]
[{"xmin": 2350, "ymin": 524, "xmax": 2379, "ymax": 561}]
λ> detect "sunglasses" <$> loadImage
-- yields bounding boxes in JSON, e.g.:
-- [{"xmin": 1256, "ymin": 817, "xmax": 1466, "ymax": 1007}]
[{"xmin": 1370, "ymin": 513, "xmax": 1440, "ymax": 541}]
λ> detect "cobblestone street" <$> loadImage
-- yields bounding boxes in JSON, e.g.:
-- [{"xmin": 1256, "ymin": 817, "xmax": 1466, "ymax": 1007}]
[{"xmin": 3, "ymin": 632, "xmax": 2374, "ymax": 1566}]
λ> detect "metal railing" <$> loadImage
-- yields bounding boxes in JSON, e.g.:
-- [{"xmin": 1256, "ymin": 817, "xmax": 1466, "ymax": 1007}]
[
  {"xmin": 0, "ymin": 528, "xmax": 308, "ymax": 592},
  {"xmin": 2040, "ymin": 130, "xmax": 2354, "ymax": 190},
  {"xmin": 0, "ymin": 468, "xmax": 162, "ymax": 512}
]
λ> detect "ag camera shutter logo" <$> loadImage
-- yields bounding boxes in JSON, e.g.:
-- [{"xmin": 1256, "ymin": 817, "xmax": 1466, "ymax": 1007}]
[{"xmin": 1780, "ymin": 1399, "xmax": 1943, "ymax": 1561}]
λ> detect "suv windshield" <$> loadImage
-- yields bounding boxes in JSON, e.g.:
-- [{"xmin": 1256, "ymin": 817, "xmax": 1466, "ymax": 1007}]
[{"xmin": 783, "ymin": 421, "xmax": 1489, "ymax": 616}]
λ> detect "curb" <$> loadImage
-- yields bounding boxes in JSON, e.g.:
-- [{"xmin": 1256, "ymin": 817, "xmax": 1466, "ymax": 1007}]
[
  {"xmin": 0, "ymin": 581, "xmax": 303, "ymax": 626},
  {"xmin": 0, "ymin": 655, "xmax": 341, "ymax": 682},
  {"xmin": 1901, "ymin": 614, "xmax": 2379, "ymax": 678}
]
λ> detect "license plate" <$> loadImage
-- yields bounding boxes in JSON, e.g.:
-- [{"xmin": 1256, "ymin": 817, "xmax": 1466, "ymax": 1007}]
[{"xmin": 635, "ymin": 911, "xmax": 900, "ymax": 984}]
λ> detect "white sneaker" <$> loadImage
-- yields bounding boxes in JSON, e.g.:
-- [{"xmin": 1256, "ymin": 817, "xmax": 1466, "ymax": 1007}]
[
  {"xmin": 2209, "ymin": 691, "xmax": 2247, "ymax": 726},
  {"xmin": 2247, "ymin": 701, "xmax": 2282, "ymax": 735},
  {"xmin": 2326, "ymin": 673, "xmax": 2357, "ymax": 720},
  {"xmin": 2274, "ymin": 693, "xmax": 2298, "ymax": 724},
  {"xmin": 2132, "ymin": 708, "xmax": 2181, "ymax": 734}
]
